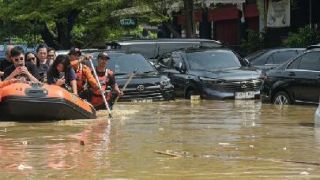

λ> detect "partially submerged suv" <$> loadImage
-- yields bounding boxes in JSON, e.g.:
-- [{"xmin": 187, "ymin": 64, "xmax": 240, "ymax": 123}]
[
  {"xmin": 156, "ymin": 48, "xmax": 262, "ymax": 100},
  {"xmin": 108, "ymin": 39, "xmax": 222, "ymax": 59},
  {"xmin": 87, "ymin": 51, "xmax": 175, "ymax": 102}
]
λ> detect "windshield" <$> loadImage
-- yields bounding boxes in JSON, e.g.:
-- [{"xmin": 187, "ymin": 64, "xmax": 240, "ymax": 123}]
[
  {"xmin": 186, "ymin": 50, "xmax": 241, "ymax": 71},
  {"xmin": 246, "ymin": 50, "xmax": 268, "ymax": 61},
  {"xmin": 108, "ymin": 54, "xmax": 155, "ymax": 74}
]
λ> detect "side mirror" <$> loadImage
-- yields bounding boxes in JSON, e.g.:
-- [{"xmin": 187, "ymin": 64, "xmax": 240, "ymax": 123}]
[{"xmin": 242, "ymin": 58, "xmax": 251, "ymax": 67}]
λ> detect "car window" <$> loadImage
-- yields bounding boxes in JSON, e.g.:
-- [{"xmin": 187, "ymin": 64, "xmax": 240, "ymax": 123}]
[
  {"xmin": 298, "ymin": 52, "xmax": 320, "ymax": 71},
  {"xmin": 266, "ymin": 54, "xmax": 275, "ymax": 64},
  {"xmin": 107, "ymin": 54, "xmax": 155, "ymax": 74},
  {"xmin": 123, "ymin": 43, "xmax": 157, "ymax": 59},
  {"xmin": 158, "ymin": 42, "xmax": 199, "ymax": 56},
  {"xmin": 272, "ymin": 51, "xmax": 299, "ymax": 64},
  {"xmin": 250, "ymin": 51, "xmax": 270, "ymax": 66},
  {"xmin": 186, "ymin": 50, "xmax": 241, "ymax": 71},
  {"xmin": 287, "ymin": 56, "xmax": 301, "ymax": 69}
]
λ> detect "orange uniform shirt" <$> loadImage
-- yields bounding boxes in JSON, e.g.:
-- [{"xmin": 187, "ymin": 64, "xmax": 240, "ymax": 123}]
[{"xmin": 70, "ymin": 60, "xmax": 98, "ymax": 92}]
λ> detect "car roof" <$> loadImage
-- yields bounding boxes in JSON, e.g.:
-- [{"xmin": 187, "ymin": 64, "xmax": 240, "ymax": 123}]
[
  {"xmin": 307, "ymin": 43, "xmax": 320, "ymax": 50},
  {"xmin": 117, "ymin": 38, "xmax": 222, "ymax": 45},
  {"xmin": 175, "ymin": 47, "xmax": 232, "ymax": 53}
]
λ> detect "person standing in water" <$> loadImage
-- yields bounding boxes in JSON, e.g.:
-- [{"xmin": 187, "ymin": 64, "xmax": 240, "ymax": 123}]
[{"xmin": 90, "ymin": 52, "xmax": 122, "ymax": 109}]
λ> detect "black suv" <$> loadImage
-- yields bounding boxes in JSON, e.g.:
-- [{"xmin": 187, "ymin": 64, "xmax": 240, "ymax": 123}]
[
  {"xmin": 86, "ymin": 51, "xmax": 175, "ymax": 102},
  {"xmin": 156, "ymin": 48, "xmax": 262, "ymax": 100},
  {"xmin": 108, "ymin": 39, "xmax": 222, "ymax": 59},
  {"xmin": 261, "ymin": 49, "xmax": 320, "ymax": 105}
]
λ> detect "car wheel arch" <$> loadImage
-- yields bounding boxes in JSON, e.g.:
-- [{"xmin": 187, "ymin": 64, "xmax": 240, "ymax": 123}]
[
  {"xmin": 184, "ymin": 85, "xmax": 199, "ymax": 99},
  {"xmin": 271, "ymin": 88, "xmax": 293, "ymax": 104},
  {"xmin": 270, "ymin": 81, "xmax": 294, "ymax": 102}
]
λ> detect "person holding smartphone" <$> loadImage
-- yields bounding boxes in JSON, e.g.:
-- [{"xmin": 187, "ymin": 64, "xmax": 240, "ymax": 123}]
[
  {"xmin": 3, "ymin": 46, "xmax": 40, "ymax": 82},
  {"xmin": 47, "ymin": 55, "xmax": 78, "ymax": 95}
]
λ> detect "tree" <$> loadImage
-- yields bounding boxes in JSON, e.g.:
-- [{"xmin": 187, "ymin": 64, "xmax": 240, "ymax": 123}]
[{"xmin": 0, "ymin": 0, "xmax": 124, "ymax": 49}]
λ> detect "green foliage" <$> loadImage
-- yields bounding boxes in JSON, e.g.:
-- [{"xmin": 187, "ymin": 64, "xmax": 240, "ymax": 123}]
[
  {"xmin": 241, "ymin": 30, "xmax": 265, "ymax": 55},
  {"xmin": 0, "ymin": 0, "xmax": 125, "ymax": 49},
  {"xmin": 283, "ymin": 26, "xmax": 320, "ymax": 48}
]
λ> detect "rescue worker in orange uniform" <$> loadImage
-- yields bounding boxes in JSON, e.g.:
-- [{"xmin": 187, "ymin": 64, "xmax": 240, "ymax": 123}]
[
  {"xmin": 91, "ymin": 52, "xmax": 123, "ymax": 109},
  {"xmin": 68, "ymin": 48, "xmax": 99, "ymax": 100}
]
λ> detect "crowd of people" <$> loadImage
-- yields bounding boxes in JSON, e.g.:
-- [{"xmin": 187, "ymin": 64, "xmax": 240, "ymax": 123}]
[{"xmin": 0, "ymin": 44, "xmax": 122, "ymax": 109}]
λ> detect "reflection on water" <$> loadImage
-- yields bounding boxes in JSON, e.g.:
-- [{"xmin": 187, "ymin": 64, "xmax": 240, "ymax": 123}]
[{"xmin": 0, "ymin": 100, "xmax": 320, "ymax": 179}]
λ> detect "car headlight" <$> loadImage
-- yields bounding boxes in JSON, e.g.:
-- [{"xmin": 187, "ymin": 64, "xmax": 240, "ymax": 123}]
[{"xmin": 160, "ymin": 76, "xmax": 171, "ymax": 86}]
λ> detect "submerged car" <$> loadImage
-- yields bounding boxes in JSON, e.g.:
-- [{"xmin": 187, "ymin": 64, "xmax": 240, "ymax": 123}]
[
  {"xmin": 87, "ymin": 51, "xmax": 175, "ymax": 102},
  {"xmin": 156, "ymin": 48, "xmax": 262, "ymax": 100},
  {"xmin": 261, "ymin": 49, "xmax": 320, "ymax": 105},
  {"xmin": 246, "ymin": 48, "xmax": 304, "ymax": 72},
  {"xmin": 108, "ymin": 38, "xmax": 222, "ymax": 60}
]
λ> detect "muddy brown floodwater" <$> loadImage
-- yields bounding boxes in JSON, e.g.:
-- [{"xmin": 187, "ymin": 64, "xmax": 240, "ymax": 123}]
[{"xmin": 0, "ymin": 100, "xmax": 320, "ymax": 179}]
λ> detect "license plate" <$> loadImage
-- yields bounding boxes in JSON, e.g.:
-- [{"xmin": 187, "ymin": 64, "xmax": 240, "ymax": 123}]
[
  {"xmin": 235, "ymin": 91, "xmax": 255, "ymax": 99},
  {"xmin": 131, "ymin": 99, "xmax": 153, "ymax": 103}
]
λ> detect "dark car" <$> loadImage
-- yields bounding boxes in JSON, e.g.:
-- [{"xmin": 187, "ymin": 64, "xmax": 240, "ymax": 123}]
[
  {"xmin": 0, "ymin": 45, "xmax": 5, "ymax": 61},
  {"xmin": 246, "ymin": 48, "xmax": 304, "ymax": 72},
  {"xmin": 261, "ymin": 49, "xmax": 320, "ymax": 105},
  {"xmin": 84, "ymin": 51, "xmax": 175, "ymax": 102},
  {"xmin": 156, "ymin": 48, "xmax": 262, "ymax": 100},
  {"xmin": 108, "ymin": 39, "xmax": 222, "ymax": 60}
]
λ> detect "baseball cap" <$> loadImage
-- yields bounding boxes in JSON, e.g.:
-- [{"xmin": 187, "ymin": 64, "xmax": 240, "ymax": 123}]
[
  {"xmin": 97, "ymin": 52, "xmax": 110, "ymax": 60},
  {"xmin": 68, "ymin": 47, "xmax": 81, "ymax": 56}
]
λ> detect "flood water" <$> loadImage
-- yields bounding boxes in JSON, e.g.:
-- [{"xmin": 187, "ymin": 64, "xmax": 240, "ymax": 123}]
[{"xmin": 1, "ymin": 100, "xmax": 320, "ymax": 179}]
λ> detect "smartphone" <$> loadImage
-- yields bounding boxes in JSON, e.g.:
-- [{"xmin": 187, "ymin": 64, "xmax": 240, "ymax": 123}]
[{"xmin": 59, "ymin": 72, "xmax": 65, "ymax": 79}]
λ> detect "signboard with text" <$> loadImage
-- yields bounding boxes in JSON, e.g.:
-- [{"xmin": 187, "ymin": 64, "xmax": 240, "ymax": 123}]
[{"xmin": 120, "ymin": 18, "xmax": 137, "ymax": 27}]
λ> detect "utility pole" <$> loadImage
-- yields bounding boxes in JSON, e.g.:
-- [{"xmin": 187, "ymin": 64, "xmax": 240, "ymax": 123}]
[{"xmin": 184, "ymin": 0, "xmax": 194, "ymax": 38}]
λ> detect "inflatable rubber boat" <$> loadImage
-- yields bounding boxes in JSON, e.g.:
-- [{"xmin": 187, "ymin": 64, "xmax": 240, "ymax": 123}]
[{"xmin": 0, "ymin": 83, "xmax": 96, "ymax": 120}]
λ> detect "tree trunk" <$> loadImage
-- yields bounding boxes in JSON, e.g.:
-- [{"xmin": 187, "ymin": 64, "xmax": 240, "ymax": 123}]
[
  {"xmin": 40, "ymin": 23, "xmax": 59, "ymax": 49},
  {"xmin": 40, "ymin": 9, "xmax": 80, "ymax": 49},
  {"xmin": 164, "ymin": 22, "xmax": 182, "ymax": 38},
  {"xmin": 184, "ymin": 0, "xmax": 194, "ymax": 38}
]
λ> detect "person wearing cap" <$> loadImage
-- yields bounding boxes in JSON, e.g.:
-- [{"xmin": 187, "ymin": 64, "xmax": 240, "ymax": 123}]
[
  {"xmin": 68, "ymin": 47, "xmax": 99, "ymax": 99},
  {"xmin": 90, "ymin": 52, "xmax": 122, "ymax": 109}
]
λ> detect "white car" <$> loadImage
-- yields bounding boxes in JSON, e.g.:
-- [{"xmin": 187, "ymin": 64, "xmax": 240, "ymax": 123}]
[{"xmin": 55, "ymin": 50, "xmax": 69, "ymax": 56}]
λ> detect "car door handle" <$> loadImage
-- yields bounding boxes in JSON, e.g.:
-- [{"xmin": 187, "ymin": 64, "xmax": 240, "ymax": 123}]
[{"xmin": 288, "ymin": 72, "xmax": 296, "ymax": 77}]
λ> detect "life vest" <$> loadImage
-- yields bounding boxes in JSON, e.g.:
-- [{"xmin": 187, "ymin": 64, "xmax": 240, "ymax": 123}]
[
  {"xmin": 90, "ymin": 69, "xmax": 114, "ymax": 108},
  {"xmin": 75, "ymin": 63, "xmax": 86, "ymax": 92}
]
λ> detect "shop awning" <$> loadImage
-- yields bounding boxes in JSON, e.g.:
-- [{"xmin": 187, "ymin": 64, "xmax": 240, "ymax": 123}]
[{"xmin": 177, "ymin": 11, "xmax": 203, "ymax": 25}]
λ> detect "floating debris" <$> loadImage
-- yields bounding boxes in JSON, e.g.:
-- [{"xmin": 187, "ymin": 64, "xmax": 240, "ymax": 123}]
[
  {"xmin": 80, "ymin": 140, "xmax": 85, "ymax": 146},
  {"xmin": 218, "ymin": 143, "xmax": 230, "ymax": 146},
  {"xmin": 154, "ymin": 150, "xmax": 182, "ymax": 158},
  {"xmin": 300, "ymin": 171, "xmax": 310, "ymax": 175},
  {"xmin": 17, "ymin": 164, "xmax": 33, "ymax": 171},
  {"xmin": 22, "ymin": 141, "xmax": 28, "ymax": 145}
]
